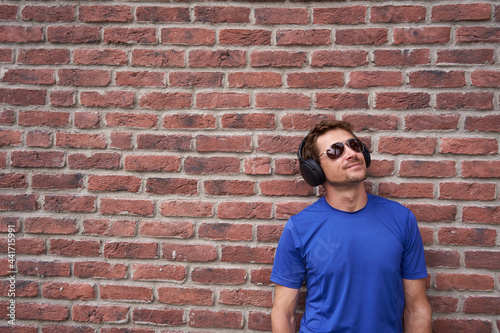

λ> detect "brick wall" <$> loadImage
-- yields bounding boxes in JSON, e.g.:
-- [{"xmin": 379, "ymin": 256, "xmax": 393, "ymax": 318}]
[{"xmin": 0, "ymin": 1, "xmax": 499, "ymax": 332}]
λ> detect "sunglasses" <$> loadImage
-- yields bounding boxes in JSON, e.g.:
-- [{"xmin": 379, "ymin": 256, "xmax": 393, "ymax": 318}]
[{"xmin": 319, "ymin": 138, "xmax": 364, "ymax": 160}]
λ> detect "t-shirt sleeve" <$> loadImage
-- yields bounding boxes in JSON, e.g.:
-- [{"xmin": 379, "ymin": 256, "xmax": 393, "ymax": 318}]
[
  {"xmin": 270, "ymin": 220, "xmax": 306, "ymax": 289},
  {"xmin": 401, "ymin": 210, "xmax": 428, "ymax": 280}
]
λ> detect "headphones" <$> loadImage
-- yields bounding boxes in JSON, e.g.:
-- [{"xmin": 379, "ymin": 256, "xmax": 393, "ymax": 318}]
[{"xmin": 298, "ymin": 135, "xmax": 371, "ymax": 187}]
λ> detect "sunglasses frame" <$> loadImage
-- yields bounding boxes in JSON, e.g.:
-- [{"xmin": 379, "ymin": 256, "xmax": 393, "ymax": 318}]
[{"xmin": 319, "ymin": 138, "xmax": 364, "ymax": 160}]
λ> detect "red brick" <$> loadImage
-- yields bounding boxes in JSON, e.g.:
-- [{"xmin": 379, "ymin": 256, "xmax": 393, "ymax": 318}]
[
  {"xmin": 196, "ymin": 135, "xmax": 251, "ymax": 152},
  {"xmin": 379, "ymin": 137, "xmax": 436, "ymax": 155},
  {"xmin": 74, "ymin": 261, "xmax": 127, "ymax": 279},
  {"xmin": 11, "ymin": 151, "xmax": 65, "ymax": 168},
  {"xmin": 219, "ymin": 289, "xmax": 273, "ymax": 307},
  {"xmin": 244, "ymin": 157, "xmax": 271, "ymax": 175},
  {"xmin": 438, "ymin": 227, "xmax": 496, "ymax": 246},
  {"xmin": 463, "ymin": 206, "xmax": 500, "ymax": 224},
  {"xmin": 406, "ymin": 204, "xmax": 457, "ymax": 222},
  {"xmin": 104, "ymin": 241, "xmax": 157, "ymax": 259},
  {"xmin": 378, "ymin": 182, "xmax": 434, "ymax": 199},
  {"xmin": 260, "ymin": 180, "xmax": 313, "ymax": 197},
  {"xmin": 195, "ymin": 6, "xmax": 250, "ymax": 23},
  {"xmin": 0, "ymin": 280, "xmax": 38, "ymax": 297},
  {"xmin": 50, "ymin": 239, "xmax": 100, "ymax": 257},
  {"xmin": 116, "ymin": 71, "xmax": 165, "ymax": 87},
  {"xmin": 43, "ymin": 282, "xmax": 95, "ymax": 300},
  {"xmin": 79, "ymin": 5, "xmax": 132, "ymax": 22},
  {"xmin": 68, "ymin": 152, "xmax": 121, "ymax": 170},
  {"xmin": 189, "ymin": 310, "xmax": 243, "ymax": 329},
  {"xmin": 104, "ymin": 27, "xmax": 156, "ymax": 44},
  {"xmin": 400, "ymin": 160, "xmax": 456, "ymax": 178},
  {"xmin": 464, "ymin": 297, "xmax": 500, "ymax": 314},
  {"xmin": 220, "ymin": 29, "xmax": 272, "ymax": 45},
  {"xmin": 100, "ymin": 284, "xmax": 152, "ymax": 302},
  {"xmin": 158, "ymin": 286, "xmax": 213, "ymax": 306},
  {"xmin": 409, "ymin": 70, "xmax": 466, "ymax": 88},
  {"xmin": 184, "ymin": 157, "xmax": 240, "ymax": 174},
  {"xmin": 0, "ymin": 237, "xmax": 44, "ymax": 255},
  {"xmin": 435, "ymin": 273, "xmax": 494, "ymax": 291},
  {"xmin": 222, "ymin": 113, "xmax": 276, "ymax": 129},
  {"xmin": 376, "ymin": 92, "xmax": 430, "ymax": 110},
  {"xmin": 43, "ymin": 327, "xmax": 95, "ymax": 333},
  {"xmin": 124, "ymin": 155, "xmax": 180, "ymax": 172},
  {"xmin": 425, "ymin": 249, "xmax": 460, "ymax": 268},
  {"xmin": 169, "ymin": 72, "xmax": 223, "ymax": 88},
  {"xmin": 393, "ymin": 27, "xmax": 451, "ymax": 44},
  {"xmin": 465, "ymin": 115, "xmax": 500, "ymax": 132},
  {"xmin": 275, "ymin": 158, "xmax": 300, "ymax": 175},
  {"xmin": 348, "ymin": 71, "xmax": 403, "ymax": 88},
  {"xmin": 456, "ymin": 27, "xmax": 500, "ymax": 43},
  {"xmin": 428, "ymin": 296, "xmax": 458, "ymax": 314},
  {"xmin": 17, "ymin": 260, "xmax": 70, "ymax": 277},
  {"xmin": 249, "ymin": 312, "xmax": 272, "ymax": 331},
  {"xmin": 100, "ymin": 198, "xmax": 154, "ymax": 216},
  {"xmin": 15, "ymin": 302, "xmax": 69, "ymax": 321},
  {"xmin": 25, "ymin": 217, "xmax": 77, "ymax": 234},
  {"xmin": 3, "ymin": 68, "xmax": 55, "ymax": 85},
  {"xmin": 204, "ymin": 180, "xmax": 255, "ymax": 196},
  {"xmin": 218, "ymin": 202, "xmax": 273, "ymax": 219},
  {"xmin": 440, "ymin": 138, "xmax": 497, "ymax": 155},
  {"xmin": 222, "ymin": 245, "xmax": 275, "ymax": 264},
  {"xmin": 19, "ymin": 110, "xmax": 69, "ymax": 127},
  {"xmin": 22, "ymin": 5, "xmax": 75, "ymax": 22},
  {"xmin": 197, "ymin": 92, "xmax": 250, "ymax": 109},
  {"xmin": 276, "ymin": 29, "xmax": 330, "ymax": 46},
  {"xmin": 146, "ymin": 177, "xmax": 198, "ymax": 195},
  {"xmin": 336, "ymin": 28, "xmax": 387, "ymax": 45},
  {"xmin": 160, "ymin": 200, "xmax": 213, "ymax": 217},
  {"xmin": 73, "ymin": 304, "xmax": 128, "ymax": 323},
  {"xmin": 0, "ymin": 26, "xmax": 43, "ymax": 43},
  {"xmin": 26, "ymin": 129, "xmax": 51, "ymax": 147},
  {"xmin": 0, "ymin": 109, "xmax": 15, "ymax": 125},
  {"xmin": 199, "ymin": 223, "xmax": 253, "ymax": 241},
  {"xmin": 139, "ymin": 221, "xmax": 193, "ymax": 238},
  {"xmin": 139, "ymin": 92, "xmax": 192, "ymax": 109},
  {"xmin": 251, "ymin": 268, "xmax": 273, "ymax": 286},
  {"xmin": 314, "ymin": 6, "xmax": 367, "ymax": 24},
  {"xmin": 439, "ymin": 92, "xmax": 494, "ymax": 110},
  {"xmin": 465, "ymin": 251, "xmax": 500, "ymax": 270},
  {"xmin": 435, "ymin": 319, "xmax": 492, "ymax": 333},
  {"xmin": 0, "ymin": 130, "xmax": 21, "ymax": 147},
  {"xmin": 50, "ymin": 90, "xmax": 74, "ymax": 107},
  {"xmin": 471, "ymin": 70, "xmax": 500, "ymax": 87},
  {"xmin": 132, "ymin": 263, "xmax": 186, "ymax": 281},
  {"xmin": 73, "ymin": 49, "xmax": 127, "ymax": 65},
  {"xmin": 316, "ymin": 92, "xmax": 369, "ymax": 109},
  {"xmin": 132, "ymin": 49, "xmax": 184, "ymax": 67},
  {"xmin": 0, "ymin": 88, "xmax": 46, "ymax": 106},
  {"xmin": 251, "ymin": 50, "xmax": 306, "ymax": 67},
  {"xmin": 136, "ymin": 6, "xmax": 190, "ymax": 22},
  {"xmin": 439, "ymin": 182, "xmax": 496, "ymax": 201},
  {"xmin": 74, "ymin": 112, "xmax": 99, "ymax": 129},
  {"xmin": 56, "ymin": 132, "xmax": 106, "ymax": 149},
  {"xmin": 0, "ymin": 5, "xmax": 17, "ymax": 20},
  {"xmin": 47, "ymin": 26, "xmax": 100, "ymax": 44},
  {"xmin": 163, "ymin": 243, "xmax": 216, "ymax": 262},
  {"xmin": 137, "ymin": 134, "xmax": 191, "ymax": 151},
  {"xmin": 83, "ymin": 219, "xmax": 136, "ymax": 237},
  {"xmin": 343, "ymin": 114, "xmax": 398, "ymax": 131},
  {"xmin": 366, "ymin": 160, "xmax": 395, "ymax": 178},
  {"xmin": 256, "ymin": 92, "xmax": 310, "ymax": 109},
  {"xmin": 110, "ymin": 132, "xmax": 131, "ymax": 149},
  {"xmin": 437, "ymin": 49, "xmax": 494, "ymax": 64},
  {"xmin": 257, "ymin": 135, "xmax": 302, "ymax": 154},
  {"xmin": 88, "ymin": 175, "xmax": 141, "ymax": 192},
  {"xmin": 0, "ymin": 49, "xmax": 12, "ymax": 63},
  {"xmin": 374, "ymin": 49, "xmax": 430, "ymax": 66},
  {"xmin": 312, "ymin": 50, "xmax": 368, "ymax": 67},
  {"xmin": 432, "ymin": 3, "xmax": 491, "ymax": 22},
  {"xmin": 255, "ymin": 8, "xmax": 308, "ymax": 25},
  {"xmin": 18, "ymin": 48, "xmax": 69, "ymax": 65},
  {"xmin": 106, "ymin": 112, "xmax": 156, "ymax": 128},
  {"xmin": 162, "ymin": 27, "xmax": 214, "ymax": 45},
  {"xmin": 405, "ymin": 114, "xmax": 459, "ymax": 131},
  {"xmin": 287, "ymin": 71, "xmax": 342, "ymax": 89},
  {"xmin": 189, "ymin": 49, "xmax": 246, "ymax": 68},
  {"xmin": 58, "ymin": 69, "xmax": 110, "ymax": 86},
  {"xmin": 281, "ymin": 113, "xmax": 335, "ymax": 130},
  {"xmin": 132, "ymin": 308, "xmax": 184, "ymax": 326},
  {"xmin": 0, "ymin": 173, "xmax": 26, "ymax": 188},
  {"xmin": 371, "ymin": 5, "xmax": 425, "ymax": 23}
]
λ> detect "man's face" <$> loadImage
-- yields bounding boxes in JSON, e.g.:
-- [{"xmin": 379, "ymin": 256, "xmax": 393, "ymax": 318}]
[{"xmin": 316, "ymin": 128, "xmax": 368, "ymax": 185}]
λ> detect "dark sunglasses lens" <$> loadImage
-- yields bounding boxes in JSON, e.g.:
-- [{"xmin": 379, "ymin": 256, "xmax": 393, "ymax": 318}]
[
  {"xmin": 326, "ymin": 143, "xmax": 344, "ymax": 160},
  {"xmin": 347, "ymin": 138, "xmax": 363, "ymax": 152}
]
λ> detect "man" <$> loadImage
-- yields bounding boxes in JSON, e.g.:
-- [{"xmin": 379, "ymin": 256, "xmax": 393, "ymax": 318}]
[{"xmin": 271, "ymin": 120, "xmax": 431, "ymax": 333}]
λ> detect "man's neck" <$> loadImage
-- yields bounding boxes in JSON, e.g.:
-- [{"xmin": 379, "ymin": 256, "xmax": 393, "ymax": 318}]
[{"xmin": 324, "ymin": 182, "xmax": 368, "ymax": 213}]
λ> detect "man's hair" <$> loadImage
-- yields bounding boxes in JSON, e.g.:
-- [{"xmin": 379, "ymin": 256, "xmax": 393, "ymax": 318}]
[{"xmin": 302, "ymin": 119, "xmax": 356, "ymax": 163}]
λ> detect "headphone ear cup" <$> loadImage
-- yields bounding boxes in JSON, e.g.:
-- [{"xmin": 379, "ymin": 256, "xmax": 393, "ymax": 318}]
[
  {"xmin": 362, "ymin": 143, "xmax": 371, "ymax": 168},
  {"xmin": 299, "ymin": 158, "xmax": 326, "ymax": 187}
]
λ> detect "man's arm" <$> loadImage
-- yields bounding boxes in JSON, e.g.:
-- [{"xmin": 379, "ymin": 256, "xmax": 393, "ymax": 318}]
[
  {"xmin": 403, "ymin": 278, "xmax": 432, "ymax": 333},
  {"xmin": 271, "ymin": 284, "xmax": 300, "ymax": 333}
]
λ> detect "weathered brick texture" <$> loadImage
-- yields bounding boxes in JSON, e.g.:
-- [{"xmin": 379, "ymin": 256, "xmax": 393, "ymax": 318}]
[{"xmin": 0, "ymin": 1, "xmax": 499, "ymax": 331}]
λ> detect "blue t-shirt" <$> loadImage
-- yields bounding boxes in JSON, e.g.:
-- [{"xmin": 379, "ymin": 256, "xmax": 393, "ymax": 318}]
[{"xmin": 271, "ymin": 194, "xmax": 428, "ymax": 333}]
